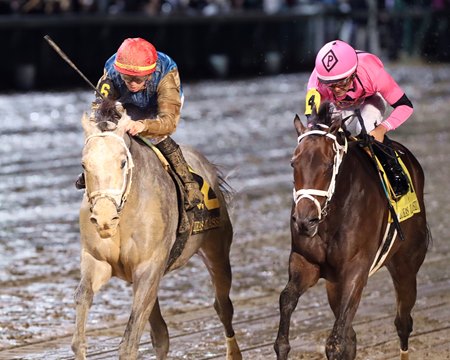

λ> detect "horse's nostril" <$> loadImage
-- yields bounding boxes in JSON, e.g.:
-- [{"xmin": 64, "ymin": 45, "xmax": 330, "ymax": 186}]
[
  {"xmin": 309, "ymin": 218, "xmax": 319, "ymax": 225},
  {"xmin": 90, "ymin": 217, "xmax": 97, "ymax": 225}
]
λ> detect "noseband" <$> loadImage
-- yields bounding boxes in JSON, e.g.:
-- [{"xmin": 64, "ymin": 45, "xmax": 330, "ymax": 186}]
[
  {"xmin": 84, "ymin": 132, "xmax": 134, "ymax": 213},
  {"xmin": 292, "ymin": 125, "xmax": 348, "ymax": 220}
]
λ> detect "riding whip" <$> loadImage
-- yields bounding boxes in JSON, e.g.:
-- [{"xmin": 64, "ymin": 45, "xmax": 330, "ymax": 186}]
[
  {"xmin": 44, "ymin": 35, "xmax": 104, "ymax": 99},
  {"xmin": 354, "ymin": 108, "xmax": 406, "ymax": 241}
]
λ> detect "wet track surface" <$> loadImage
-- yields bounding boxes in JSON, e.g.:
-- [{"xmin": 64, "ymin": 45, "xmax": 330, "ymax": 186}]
[{"xmin": 0, "ymin": 64, "xmax": 449, "ymax": 359}]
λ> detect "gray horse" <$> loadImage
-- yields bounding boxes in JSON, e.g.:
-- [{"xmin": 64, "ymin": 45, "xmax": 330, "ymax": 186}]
[{"xmin": 71, "ymin": 100, "xmax": 242, "ymax": 360}]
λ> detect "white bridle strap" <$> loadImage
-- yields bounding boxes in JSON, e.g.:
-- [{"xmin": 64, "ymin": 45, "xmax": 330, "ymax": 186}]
[
  {"xmin": 292, "ymin": 190, "xmax": 323, "ymax": 219},
  {"xmin": 293, "ymin": 127, "xmax": 347, "ymax": 220},
  {"xmin": 84, "ymin": 132, "xmax": 134, "ymax": 212}
]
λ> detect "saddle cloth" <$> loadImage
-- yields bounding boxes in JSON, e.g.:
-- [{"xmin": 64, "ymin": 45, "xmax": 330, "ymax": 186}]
[
  {"xmin": 375, "ymin": 155, "xmax": 421, "ymax": 223},
  {"xmin": 368, "ymin": 154, "xmax": 421, "ymax": 277}
]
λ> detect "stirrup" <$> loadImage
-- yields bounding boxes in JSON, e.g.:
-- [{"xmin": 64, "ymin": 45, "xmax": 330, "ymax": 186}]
[{"xmin": 391, "ymin": 175, "xmax": 409, "ymax": 198}]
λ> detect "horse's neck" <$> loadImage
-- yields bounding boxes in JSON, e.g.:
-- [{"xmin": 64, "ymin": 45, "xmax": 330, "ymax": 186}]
[
  {"xmin": 128, "ymin": 138, "xmax": 174, "ymax": 195},
  {"xmin": 336, "ymin": 144, "xmax": 381, "ymax": 194}
]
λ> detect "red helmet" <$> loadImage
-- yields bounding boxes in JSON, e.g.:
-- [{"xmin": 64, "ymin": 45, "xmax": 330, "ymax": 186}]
[
  {"xmin": 114, "ymin": 38, "xmax": 158, "ymax": 76},
  {"xmin": 315, "ymin": 40, "xmax": 357, "ymax": 83}
]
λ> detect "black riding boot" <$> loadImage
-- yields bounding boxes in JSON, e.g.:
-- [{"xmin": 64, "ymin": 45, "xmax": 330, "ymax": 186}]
[
  {"xmin": 156, "ymin": 137, "xmax": 203, "ymax": 209},
  {"xmin": 374, "ymin": 138, "xmax": 409, "ymax": 198},
  {"xmin": 75, "ymin": 173, "xmax": 85, "ymax": 190}
]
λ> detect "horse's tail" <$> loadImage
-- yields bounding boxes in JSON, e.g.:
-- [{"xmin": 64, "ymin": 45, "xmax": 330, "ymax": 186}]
[{"xmin": 215, "ymin": 165, "xmax": 235, "ymax": 205}]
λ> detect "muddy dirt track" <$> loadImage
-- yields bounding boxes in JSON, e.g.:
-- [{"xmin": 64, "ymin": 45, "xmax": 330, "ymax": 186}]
[{"xmin": 0, "ymin": 64, "xmax": 449, "ymax": 359}]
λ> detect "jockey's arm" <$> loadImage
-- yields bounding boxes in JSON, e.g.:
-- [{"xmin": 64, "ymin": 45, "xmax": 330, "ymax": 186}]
[
  {"xmin": 374, "ymin": 66, "xmax": 414, "ymax": 132},
  {"xmin": 380, "ymin": 93, "xmax": 414, "ymax": 132},
  {"xmin": 135, "ymin": 68, "xmax": 182, "ymax": 137}
]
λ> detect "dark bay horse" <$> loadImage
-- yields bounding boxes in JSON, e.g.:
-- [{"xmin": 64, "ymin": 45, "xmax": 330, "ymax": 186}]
[
  {"xmin": 274, "ymin": 103, "xmax": 430, "ymax": 360},
  {"xmin": 71, "ymin": 100, "xmax": 242, "ymax": 360}
]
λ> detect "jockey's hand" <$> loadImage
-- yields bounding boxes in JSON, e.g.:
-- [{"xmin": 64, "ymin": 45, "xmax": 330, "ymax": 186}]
[
  {"xmin": 370, "ymin": 125, "xmax": 388, "ymax": 143},
  {"xmin": 125, "ymin": 121, "xmax": 145, "ymax": 136},
  {"xmin": 358, "ymin": 133, "xmax": 374, "ymax": 148}
]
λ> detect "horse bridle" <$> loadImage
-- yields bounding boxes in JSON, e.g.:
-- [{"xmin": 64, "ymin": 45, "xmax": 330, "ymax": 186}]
[
  {"xmin": 292, "ymin": 125, "xmax": 348, "ymax": 220},
  {"xmin": 84, "ymin": 132, "xmax": 134, "ymax": 213}
]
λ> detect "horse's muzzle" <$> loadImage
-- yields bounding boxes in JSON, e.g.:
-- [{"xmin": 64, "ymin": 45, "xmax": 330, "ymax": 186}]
[
  {"xmin": 291, "ymin": 212, "xmax": 319, "ymax": 237},
  {"xmin": 90, "ymin": 197, "xmax": 120, "ymax": 238}
]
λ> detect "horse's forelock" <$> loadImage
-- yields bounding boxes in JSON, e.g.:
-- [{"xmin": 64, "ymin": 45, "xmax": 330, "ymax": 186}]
[
  {"xmin": 319, "ymin": 102, "xmax": 334, "ymax": 127},
  {"xmin": 96, "ymin": 121, "xmax": 117, "ymax": 131},
  {"xmin": 307, "ymin": 102, "xmax": 333, "ymax": 130},
  {"xmin": 94, "ymin": 99, "xmax": 121, "ymax": 129}
]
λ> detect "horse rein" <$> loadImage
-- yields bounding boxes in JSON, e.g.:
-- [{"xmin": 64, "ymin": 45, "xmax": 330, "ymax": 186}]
[
  {"xmin": 84, "ymin": 132, "xmax": 134, "ymax": 213},
  {"xmin": 292, "ymin": 126, "xmax": 348, "ymax": 220}
]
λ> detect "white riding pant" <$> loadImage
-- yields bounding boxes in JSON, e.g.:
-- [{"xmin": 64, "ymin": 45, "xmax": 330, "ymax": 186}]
[{"xmin": 335, "ymin": 93, "xmax": 387, "ymax": 136}]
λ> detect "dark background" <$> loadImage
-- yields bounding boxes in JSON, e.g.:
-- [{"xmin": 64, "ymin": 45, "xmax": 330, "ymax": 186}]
[{"xmin": 2, "ymin": 4, "xmax": 450, "ymax": 92}]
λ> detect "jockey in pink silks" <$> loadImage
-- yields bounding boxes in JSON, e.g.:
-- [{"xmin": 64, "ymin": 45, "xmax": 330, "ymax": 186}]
[{"xmin": 304, "ymin": 39, "xmax": 412, "ymax": 197}]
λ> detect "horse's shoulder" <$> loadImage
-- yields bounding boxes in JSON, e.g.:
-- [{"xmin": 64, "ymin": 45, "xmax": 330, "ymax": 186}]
[{"xmin": 129, "ymin": 136, "xmax": 162, "ymax": 164}]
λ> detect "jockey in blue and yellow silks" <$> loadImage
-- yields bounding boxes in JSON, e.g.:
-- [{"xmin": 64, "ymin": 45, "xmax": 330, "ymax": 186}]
[
  {"xmin": 76, "ymin": 37, "xmax": 203, "ymax": 209},
  {"xmin": 99, "ymin": 51, "xmax": 182, "ymax": 120}
]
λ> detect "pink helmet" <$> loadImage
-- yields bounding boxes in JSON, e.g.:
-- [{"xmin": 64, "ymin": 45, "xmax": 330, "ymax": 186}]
[{"xmin": 315, "ymin": 40, "xmax": 357, "ymax": 83}]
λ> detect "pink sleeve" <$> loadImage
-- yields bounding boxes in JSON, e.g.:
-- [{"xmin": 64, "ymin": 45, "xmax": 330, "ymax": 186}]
[
  {"xmin": 360, "ymin": 54, "xmax": 413, "ymax": 131},
  {"xmin": 374, "ymin": 68, "xmax": 413, "ymax": 131},
  {"xmin": 381, "ymin": 105, "xmax": 413, "ymax": 131},
  {"xmin": 371, "ymin": 65, "xmax": 404, "ymax": 105}
]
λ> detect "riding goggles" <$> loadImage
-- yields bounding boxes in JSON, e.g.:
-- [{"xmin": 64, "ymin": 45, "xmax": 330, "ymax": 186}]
[
  {"xmin": 323, "ymin": 75, "xmax": 354, "ymax": 90},
  {"xmin": 120, "ymin": 74, "xmax": 149, "ymax": 84}
]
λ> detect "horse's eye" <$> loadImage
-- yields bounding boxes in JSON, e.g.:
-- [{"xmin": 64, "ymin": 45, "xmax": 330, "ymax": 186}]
[
  {"xmin": 121, "ymin": 159, "xmax": 126, "ymax": 169},
  {"xmin": 81, "ymin": 163, "xmax": 86, "ymax": 170}
]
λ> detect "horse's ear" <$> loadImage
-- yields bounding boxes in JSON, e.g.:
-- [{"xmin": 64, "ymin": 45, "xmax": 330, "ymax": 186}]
[
  {"xmin": 115, "ymin": 101, "xmax": 125, "ymax": 115},
  {"xmin": 81, "ymin": 112, "xmax": 98, "ymax": 136},
  {"xmin": 294, "ymin": 114, "xmax": 307, "ymax": 136},
  {"xmin": 116, "ymin": 108, "xmax": 131, "ymax": 137},
  {"xmin": 330, "ymin": 117, "xmax": 344, "ymax": 136}
]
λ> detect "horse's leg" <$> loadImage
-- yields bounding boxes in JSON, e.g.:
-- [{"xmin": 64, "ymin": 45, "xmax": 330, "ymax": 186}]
[
  {"xmin": 274, "ymin": 252, "xmax": 320, "ymax": 360},
  {"xmin": 198, "ymin": 235, "xmax": 242, "ymax": 360},
  {"xmin": 325, "ymin": 270, "xmax": 367, "ymax": 360},
  {"xmin": 71, "ymin": 252, "xmax": 112, "ymax": 360},
  {"xmin": 118, "ymin": 263, "xmax": 162, "ymax": 360},
  {"xmin": 387, "ymin": 236, "xmax": 427, "ymax": 360},
  {"xmin": 326, "ymin": 282, "xmax": 359, "ymax": 359},
  {"xmin": 148, "ymin": 297, "xmax": 169, "ymax": 360},
  {"xmin": 389, "ymin": 271, "xmax": 415, "ymax": 360}
]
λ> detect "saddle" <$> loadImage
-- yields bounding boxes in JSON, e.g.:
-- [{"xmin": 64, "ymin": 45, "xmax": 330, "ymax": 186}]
[{"xmin": 374, "ymin": 154, "xmax": 420, "ymax": 223}]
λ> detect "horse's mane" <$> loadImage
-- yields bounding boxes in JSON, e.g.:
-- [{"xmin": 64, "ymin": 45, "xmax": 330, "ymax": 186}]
[
  {"xmin": 308, "ymin": 102, "xmax": 340, "ymax": 130},
  {"xmin": 93, "ymin": 98, "xmax": 122, "ymax": 131}
]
